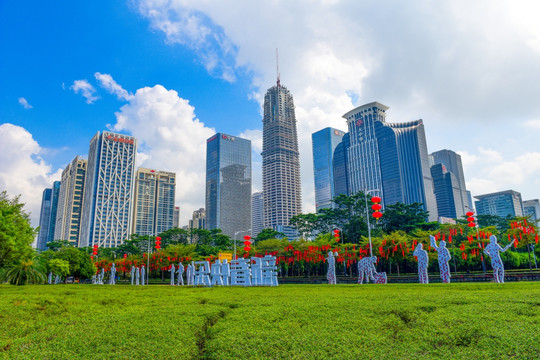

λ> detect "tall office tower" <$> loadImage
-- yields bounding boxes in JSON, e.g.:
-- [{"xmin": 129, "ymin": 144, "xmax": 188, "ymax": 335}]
[
  {"xmin": 343, "ymin": 102, "xmax": 388, "ymax": 196},
  {"xmin": 431, "ymin": 149, "xmax": 471, "ymax": 215},
  {"xmin": 312, "ymin": 128, "xmax": 346, "ymax": 211},
  {"xmin": 262, "ymin": 80, "xmax": 302, "ymax": 238},
  {"xmin": 132, "ymin": 168, "xmax": 176, "ymax": 236},
  {"xmin": 332, "ymin": 132, "xmax": 350, "ymax": 199},
  {"xmin": 36, "ymin": 182, "xmax": 59, "ymax": 250},
  {"xmin": 80, "ymin": 132, "xmax": 137, "ymax": 248},
  {"xmin": 55, "ymin": 156, "xmax": 87, "ymax": 246},
  {"xmin": 189, "ymin": 208, "xmax": 206, "ymax": 244},
  {"xmin": 430, "ymin": 163, "xmax": 464, "ymax": 220},
  {"xmin": 475, "ymin": 190, "xmax": 524, "ymax": 218},
  {"xmin": 205, "ymin": 133, "xmax": 252, "ymax": 238},
  {"xmin": 252, "ymin": 191, "xmax": 264, "ymax": 237},
  {"xmin": 173, "ymin": 207, "xmax": 180, "ymax": 228},
  {"xmin": 523, "ymin": 199, "xmax": 540, "ymax": 222},
  {"xmin": 375, "ymin": 119, "xmax": 438, "ymax": 221},
  {"xmin": 49, "ymin": 181, "xmax": 60, "ymax": 243}
]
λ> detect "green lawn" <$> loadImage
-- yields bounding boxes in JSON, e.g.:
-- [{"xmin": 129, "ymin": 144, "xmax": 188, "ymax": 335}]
[{"xmin": 0, "ymin": 283, "xmax": 539, "ymax": 359}]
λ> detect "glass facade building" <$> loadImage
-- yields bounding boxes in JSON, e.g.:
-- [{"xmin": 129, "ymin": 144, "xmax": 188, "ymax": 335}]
[
  {"xmin": 205, "ymin": 133, "xmax": 252, "ymax": 238},
  {"xmin": 430, "ymin": 163, "xmax": 463, "ymax": 219},
  {"xmin": 312, "ymin": 128, "xmax": 346, "ymax": 211},
  {"xmin": 37, "ymin": 181, "xmax": 60, "ymax": 250},
  {"xmin": 251, "ymin": 191, "xmax": 264, "ymax": 237},
  {"xmin": 431, "ymin": 149, "xmax": 471, "ymax": 217},
  {"xmin": 55, "ymin": 156, "xmax": 87, "ymax": 246},
  {"xmin": 262, "ymin": 82, "xmax": 302, "ymax": 239},
  {"xmin": 80, "ymin": 132, "xmax": 137, "ymax": 248},
  {"xmin": 523, "ymin": 199, "xmax": 540, "ymax": 222},
  {"xmin": 475, "ymin": 190, "xmax": 524, "ymax": 218},
  {"xmin": 332, "ymin": 132, "xmax": 350, "ymax": 199},
  {"xmin": 132, "ymin": 168, "xmax": 176, "ymax": 236}
]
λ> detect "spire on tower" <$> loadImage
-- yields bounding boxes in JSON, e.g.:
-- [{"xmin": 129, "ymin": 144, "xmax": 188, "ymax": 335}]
[{"xmin": 276, "ymin": 48, "xmax": 280, "ymax": 87}]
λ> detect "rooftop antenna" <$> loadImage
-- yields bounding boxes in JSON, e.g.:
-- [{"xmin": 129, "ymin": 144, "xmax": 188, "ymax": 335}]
[{"xmin": 276, "ymin": 48, "xmax": 280, "ymax": 87}]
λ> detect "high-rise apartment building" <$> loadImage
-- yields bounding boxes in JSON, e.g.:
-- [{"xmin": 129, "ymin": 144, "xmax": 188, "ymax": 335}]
[
  {"xmin": 132, "ymin": 168, "xmax": 176, "ymax": 236},
  {"xmin": 332, "ymin": 132, "xmax": 350, "ymax": 199},
  {"xmin": 189, "ymin": 208, "xmax": 206, "ymax": 244},
  {"xmin": 205, "ymin": 133, "xmax": 252, "ymax": 238},
  {"xmin": 251, "ymin": 191, "xmax": 264, "ymax": 237},
  {"xmin": 80, "ymin": 131, "xmax": 137, "ymax": 248},
  {"xmin": 431, "ymin": 149, "xmax": 471, "ymax": 216},
  {"xmin": 173, "ymin": 206, "xmax": 180, "ymax": 228},
  {"xmin": 55, "ymin": 156, "xmax": 87, "ymax": 245},
  {"xmin": 312, "ymin": 128, "xmax": 346, "ymax": 211},
  {"xmin": 36, "ymin": 181, "xmax": 60, "ymax": 250},
  {"xmin": 262, "ymin": 80, "xmax": 302, "ymax": 238},
  {"xmin": 430, "ymin": 163, "xmax": 464, "ymax": 220},
  {"xmin": 475, "ymin": 190, "xmax": 524, "ymax": 218},
  {"xmin": 343, "ymin": 102, "xmax": 437, "ymax": 221}
]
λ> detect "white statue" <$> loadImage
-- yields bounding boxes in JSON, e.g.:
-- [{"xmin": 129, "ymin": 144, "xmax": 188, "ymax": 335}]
[
  {"xmin": 140, "ymin": 265, "xmax": 146, "ymax": 285},
  {"xmin": 170, "ymin": 264, "xmax": 175, "ymax": 285},
  {"xmin": 222, "ymin": 259, "xmax": 230, "ymax": 286},
  {"xmin": 186, "ymin": 264, "xmax": 192, "ymax": 286},
  {"xmin": 130, "ymin": 266, "xmax": 136, "ymax": 285},
  {"xmin": 430, "ymin": 235, "xmax": 451, "ymax": 283},
  {"xmin": 48, "ymin": 272, "xmax": 52, "ymax": 284},
  {"xmin": 326, "ymin": 251, "xmax": 336, "ymax": 285},
  {"xmin": 484, "ymin": 235, "xmax": 514, "ymax": 283},
  {"xmin": 176, "ymin": 262, "xmax": 184, "ymax": 286},
  {"xmin": 109, "ymin": 263, "xmax": 116, "ymax": 285},
  {"xmin": 135, "ymin": 266, "xmax": 140, "ymax": 285},
  {"xmin": 357, "ymin": 256, "xmax": 377, "ymax": 284},
  {"xmin": 54, "ymin": 274, "xmax": 60, "ymax": 284},
  {"xmin": 99, "ymin": 268, "xmax": 105, "ymax": 285},
  {"xmin": 413, "ymin": 243, "xmax": 429, "ymax": 284}
]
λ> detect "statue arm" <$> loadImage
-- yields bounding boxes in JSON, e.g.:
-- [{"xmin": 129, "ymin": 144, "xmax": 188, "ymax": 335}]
[
  {"xmin": 429, "ymin": 236, "xmax": 439, "ymax": 251},
  {"xmin": 501, "ymin": 241, "xmax": 514, "ymax": 252}
]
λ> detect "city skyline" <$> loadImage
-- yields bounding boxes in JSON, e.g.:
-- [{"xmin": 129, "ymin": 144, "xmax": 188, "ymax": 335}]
[{"xmin": 2, "ymin": 1, "xmax": 540, "ymax": 228}]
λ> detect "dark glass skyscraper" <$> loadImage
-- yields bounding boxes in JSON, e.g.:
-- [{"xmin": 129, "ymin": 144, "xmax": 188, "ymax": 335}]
[
  {"xmin": 312, "ymin": 127, "xmax": 346, "ymax": 211},
  {"xmin": 205, "ymin": 133, "xmax": 251, "ymax": 238},
  {"xmin": 475, "ymin": 190, "xmax": 524, "ymax": 218},
  {"xmin": 262, "ymin": 81, "xmax": 302, "ymax": 238},
  {"xmin": 36, "ymin": 181, "xmax": 60, "ymax": 250},
  {"xmin": 430, "ymin": 163, "xmax": 464, "ymax": 219},
  {"xmin": 333, "ymin": 132, "xmax": 350, "ymax": 198},
  {"xmin": 431, "ymin": 149, "xmax": 471, "ymax": 217}
]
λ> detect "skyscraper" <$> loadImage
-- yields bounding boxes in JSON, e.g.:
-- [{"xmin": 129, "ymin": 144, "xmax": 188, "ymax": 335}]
[
  {"xmin": 343, "ymin": 102, "xmax": 387, "ymax": 196},
  {"xmin": 312, "ymin": 127, "xmax": 346, "ymax": 211},
  {"xmin": 430, "ymin": 163, "xmax": 464, "ymax": 219},
  {"xmin": 343, "ymin": 102, "xmax": 437, "ymax": 221},
  {"xmin": 431, "ymin": 149, "xmax": 471, "ymax": 216},
  {"xmin": 36, "ymin": 182, "xmax": 59, "ymax": 250},
  {"xmin": 523, "ymin": 199, "xmax": 540, "ymax": 222},
  {"xmin": 475, "ymin": 190, "xmax": 524, "ymax": 218},
  {"xmin": 132, "ymin": 168, "xmax": 176, "ymax": 236},
  {"xmin": 251, "ymin": 191, "xmax": 264, "ymax": 237},
  {"xmin": 262, "ymin": 80, "xmax": 302, "ymax": 238},
  {"xmin": 189, "ymin": 208, "xmax": 206, "ymax": 244},
  {"xmin": 173, "ymin": 206, "xmax": 180, "ymax": 228},
  {"xmin": 332, "ymin": 132, "xmax": 350, "ymax": 199},
  {"xmin": 55, "ymin": 156, "xmax": 87, "ymax": 246},
  {"xmin": 205, "ymin": 133, "xmax": 252, "ymax": 238},
  {"xmin": 375, "ymin": 119, "xmax": 438, "ymax": 221},
  {"xmin": 80, "ymin": 131, "xmax": 137, "ymax": 248}
]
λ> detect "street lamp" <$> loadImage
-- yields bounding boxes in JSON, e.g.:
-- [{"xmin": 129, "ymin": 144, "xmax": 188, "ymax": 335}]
[
  {"xmin": 364, "ymin": 189, "xmax": 381, "ymax": 257},
  {"xmin": 234, "ymin": 229, "xmax": 252, "ymax": 260}
]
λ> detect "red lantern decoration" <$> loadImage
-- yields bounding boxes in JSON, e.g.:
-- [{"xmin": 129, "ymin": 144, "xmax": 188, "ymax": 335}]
[
  {"xmin": 371, "ymin": 196, "xmax": 381, "ymax": 203},
  {"xmin": 466, "ymin": 212, "xmax": 476, "ymax": 229},
  {"xmin": 243, "ymin": 235, "xmax": 251, "ymax": 241},
  {"xmin": 466, "ymin": 211, "xmax": 474, "ymax": 217},
  {"xmin": 371, "ymin": 204, "xmax": 382, "ymax": 211},
  {"xmin": 123, "ymin": 253, "xmax": 127, "ymax": 259},
  {"xmin": 92, "ymin": 244, "xmax": 98, "ymax": 256},
  {"xmin": 333, "ymin": 229, "xmax": 340, "ymax": 242},
  {"xmin": 244, "ymin": 246, "xmax": 251, "ymax": 252},
  {"xmin": 371, "ymin": 196, "xmax": 383, "ymax": 220},
  {"xmin": 373, "ymin": 211, "xmax": 383, "ymax": 219},
  {"xmin": 155, "ymin": 236, "xmax": 162, "ymax": 250}
]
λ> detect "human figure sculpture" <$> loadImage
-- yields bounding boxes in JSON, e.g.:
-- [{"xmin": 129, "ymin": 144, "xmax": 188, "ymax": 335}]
[
  {"xmin": 326, "ymin": 251, "xmax": 336, "ymax": 284},
  {"xmin": 109, "ymin": 264, "xmax": 116, "ymax": 285},
  {"xmin": 48, "ymin": 272, "xmax": 53, "ymax": 285},
  {"xmin": 135, "ymin": 266, "xmax": 140, "ymax": 285},
  {"xmin": 140, "ymin": 265, "xmax": 146, "ymax": 285},
  {"xmin": 91, "ymin": 274, "xmax": 97, "ymax": 285},
  {"xmin": 186, "ymin": 264, "xmax": 192, "ymax": 286},
  {"xmin": 170, "ymin": 264, "xmax": 175, "ymax": 286},
  {"xmin": 99, "ymin": 268, "xmax": 105, "ymax": 285},
  {"xmin": 484, "ymin": 235, "xmax": 514, "ymax": 283},
  {"xmin": 357, "ymin": 256, "xmax": 377, "ymax": 284},
  {"xmin": 54, "ymin": 274, "xmax": 60, "ymax": 284},
  {"xmin": 413, "ymin": 243, "xmax": 429, "ymax": 284},
  {"xmin": 130, "ymin": 266, "xmax": 136, "ymax": 285},
  {"xmin": 222, "ymin": 259, "xmax": 230, "ymax": 286},
  {"xmin": 430, "ymin": 235, "xmax": 451, "ymax": 283},
  {"xmin": 176, "ymin": 262, "xmax": 184, "ymax": 286}
]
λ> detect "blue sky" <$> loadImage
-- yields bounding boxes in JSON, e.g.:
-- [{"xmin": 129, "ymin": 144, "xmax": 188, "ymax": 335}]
[{"xmin": 2, "ymin": 0, "xmax": 540, "ymax": 227}]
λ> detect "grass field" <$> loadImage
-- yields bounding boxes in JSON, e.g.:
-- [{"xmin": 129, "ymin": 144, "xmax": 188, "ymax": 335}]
[{"xmin": 0, "ymin": 283, "xmax": 539, "ymax": 359}]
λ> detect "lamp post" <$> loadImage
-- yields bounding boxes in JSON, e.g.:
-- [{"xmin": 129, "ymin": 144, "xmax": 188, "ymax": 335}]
[
  {"xmin": 364, "ymin": 189, "xmax": 381, "ymax": 257},
  {"xmin": 234, "ymin": 229, "xmax": 252, "ymax": 260}
]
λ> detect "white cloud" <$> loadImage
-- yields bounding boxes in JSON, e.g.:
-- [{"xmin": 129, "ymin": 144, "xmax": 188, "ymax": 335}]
[
  {"xmin": 523, "ymin": 119, "xmax": 540, "ymax": 130},
  {"xmin": 110, "ymin": 82, "xmax": 215, "ymax": 224},
  {"xmin": 0, "ymin": 124, "xmax": 61, "ymax": 226},
  {"xmin": 18, "ymin": 97, "xmax": 33, "ymax": 109},
  {"xmin": 94, "ymin": 72, "xmax": 134, "ymax": 101},
  {"xmin": 70, "ymin": 79, "xmax": 99, "ymax": 104}
]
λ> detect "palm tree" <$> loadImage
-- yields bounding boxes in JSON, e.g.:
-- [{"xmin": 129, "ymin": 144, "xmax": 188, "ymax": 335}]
[{"xmin": 0, "ymin": 258, "xmax": 46, "ymax": 285}]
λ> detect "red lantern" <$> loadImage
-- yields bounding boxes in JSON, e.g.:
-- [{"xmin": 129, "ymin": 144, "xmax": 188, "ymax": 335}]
[
  {"xmin": 373, "ymin": 211, "xmax": 382, "ymax": 219},
  {"xmin": 244, "ymin": 240, "xmax": 251, "ymax": 246},
  {"xmin": 243, "ymin": 235, "xmax": 251, "ymax": 241},
  {"xmin": 92, "ymin": 244, "xmax": 98, "ymax": 256},
  {"xmin": 155, "ymin": 236, "xmax": 161, "ymax": 250},
  {"xmin": 466, "ymin": 211, "xmax": 474, "ymax": 217},
  {"xmin": 371, "ymin": 204, "xmax": 382, "ymax": 211},
  {"xmin": 244, "ymin": 246, "xmax": 251, "ymax": 252},
  {"xmin": 468, "ymin": 223, "xmax": 476, "ymax": 228},
  {"xmin": 123, "ymin": 253, "xmax": 127, "ymax": 259},
  {"xmin": 371, "ymin": 196, "xmax": 381, "ymax": 203}
]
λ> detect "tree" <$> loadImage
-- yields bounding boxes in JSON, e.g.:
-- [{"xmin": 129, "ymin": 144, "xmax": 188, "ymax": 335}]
[
  {"xmin": 255, "ymin": 228, "xmax": 284, "ymax": 242},
  {"xmin": 48, "ymin": 258, "xmax": 70, "ymax": 278},
  {"xmin": 46, "ymin": 240, "xmax": 71, "ymax": 252},
  {"xmin": 0, "ymin": 191, "xmax": 36, "ymax": 268},
  {"xmin": 0, "ymin": 258, "xmax": 45, "ymax": 285},
  {"xmin": 379, "ymin": 203, "xmax": 432, "ymax": 233},
  {"xmin": 159, "ymin": 228, "xmax": 189, "ymax": 247},
  {"xmin": 53, "ymin": 247, "xmax": 95, "ymax": 279}
]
